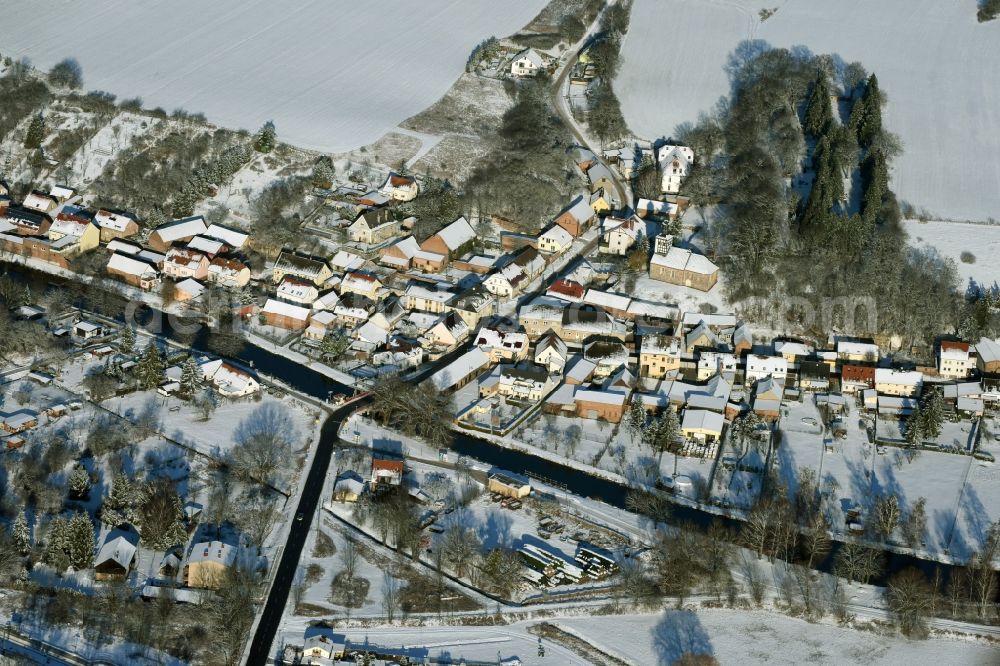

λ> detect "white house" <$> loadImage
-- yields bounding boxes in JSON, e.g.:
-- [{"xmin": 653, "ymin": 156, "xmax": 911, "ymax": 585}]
[
  {"xmin": 534, "ymin": 331, "xmax": 568, "ymax": 373},
  {"xmin": 211, "ymin": 363, "xmax": 260, "ymax": 397},
  {"xmin": 510, "ymin": 48, "xmax": 544, "ymax": 77},
  {"xmin": 938, "ymin": 341, "xmax": 974, "ymax": 379},
  {"xmin": 656, "ymin": 144, "xmax": 694, "ymax": 194},
  {"xmin": 483, "ymin": 264, "xmax": 527, "ymax": 299},
  {"xmin": 378, "ymin": 173, "xmax": 419, "ymax": 202},
  {"xmin": 744, "ymin": 354, "xmax": 789, "ymax": 385},
  {"xmin": 496, "ymin": 364, "xmax": 554, "ymax": 402},
  {"xmin": 600, "ymin": 216, "xmax": 643, "ymax": 255},
  {"xmin": 277, "ymin": 277, "xmax": 319, "ymax": 305},
  {"xmin": 874, "ymin": 368, "xmax": 923, "ymax": 397},
  {"xmin": 537, "ymin": 224, "xmax": 573, "ymax": 255}
]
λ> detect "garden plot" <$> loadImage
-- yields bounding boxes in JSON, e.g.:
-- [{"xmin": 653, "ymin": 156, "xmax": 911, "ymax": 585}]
[
  {"xmin": 616, "ymin": 0, "xmax": 1000, "ymax": 222},
  {"xmin": 556, "ymin": 608, "xmax": 1000, "ymax": 666},
  {"xmin": 775, "ymin": 396, "xmax": 1000, "ymax": 562},
  {"xmin": 904, "ymin": 219, "xmax": 1000, "ymax": 290},
  {"xmin": 0, "ymin": 0, "xmax": 548, "ymax": 153},
  {"xmin": 64, "ymin": 112, "xmax": 158, "ymax": 186}
]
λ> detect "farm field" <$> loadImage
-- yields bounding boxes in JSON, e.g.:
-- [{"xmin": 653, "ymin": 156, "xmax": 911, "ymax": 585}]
[
  {"xmin": 0, "ymin": 0, "xmax": 548, "ymax": 152},
  {"xmin": 616, "ymin": 0, "xmax": 1000, "ymax": 222},
  {"xmin": 904, "ymin": 220, "xmax": 1000, "ymax": 291}
]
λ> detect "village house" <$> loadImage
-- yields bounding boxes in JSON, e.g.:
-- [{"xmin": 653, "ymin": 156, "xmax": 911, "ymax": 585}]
[
  {"xmin": 657, "ymin": 144, "xmax": 694, "ymax": 194},
  {"xmin": 379, "ymin": 235, "xmax": 421, "ymax": 269},
  {"xmin": 484, "ymin": 263, "xmax": 528, "ymax": 299},
  {"xmin": 173, "ymin": 278, "xmax": 205, "ymax": 302},
  {"xmin": 584, "ymin": 339, "xmax": 630, "ymax": 379},
  {"xmin": 561, "ymin": 309, "xmax": 628, "ymax": 345},
  {"xmin": 449, "ymin": 287, "xmax": 495, "ymax": 328},
  {"xmin": 585, "ymin": 162, "xmax": 616, "ymax": 195},
  {"xmin": 262, "ymin": 299, "xmax": 311, "ymax": 330},
  {"xmin": 378, "ymin": 172, "xmax": 419, "ymax": 202},
  {"xmin": 496, "ymin": 363, "xmax": 555, "ymax": 402},
  {"xmin": 798, "ymin": 360, "xmax": 832, "ymax": 391},
  {"xmin": 184, "ymin": 540, "xmax": 260, "ymax": 590},
  {"xmin": 697, "ymin": 351, "xmax": 738, "ymax": 381},
  {"xmin": 94, "ymin": 209, "xmax": 139, "ymax": 242},
  {"xmin": 403, "ymin": 283, "xmax": 453, "ymax": 313},
  {"xmin": 94, "ymin": 530, "xmax": 138, "ymax": 581},
  {"xmin": 681, "ymin": 408, "xmax": 724, "ymax": 444},
  {"xmin": 648, "ymin": 235, "xmax": 718, "ymax": 291},
  {"xmin": 635, "ymin": 198, "xmax": 680, "ymax": 220},
  {"xmin": 977, "ymin": 337, "xmax": 1000, "ymax": 375},
  {"xmin": 148, "ymin": 216, "xmax": 208, "ymax": 252},
  {"xmin": 107, "ymin": 252, "xmax": 159, "ymax": 290},
  {"xmin": 163, "ymin": 247, "xmax": 209, "ymax": 280},
  {"xmin": 2, "ymin": 206, "xmax": 51, "ymax": 236},
  {"xmin": 277, "ymin": 276, "xmax": 319, "ymax": 305},
  {"xmin": 424, "ymin": 311, "xmax": 470, "ymax": 349},
  {"xmin": 537, "ymin": 223, "xmax": 574, "ymax": 255},
  {"xmin": 22, "ymin": 191, "xmax": 58, "ymax": 214},
  {"xmin": 334, "ymin": 293, "xmax": 375, "ymax": 328},
  {"xmin": 488, "ymin": 472, "xmax": 531, "ymax": 499},
  {"xmin": 186, "ymin": 235, "xmax": 226, "ymax": 258},
  {"xmin": 836, "ymin": 340, "xmax": 880, "ymax": 362},
  {"xmin": 547, "ymin": 278, "xmax": 586, "ymax": 303},
  {"xmin": 205, "ymin": 223, "xmax": 249, "ymax": 250},
  {"xmin": 207, "ymin": 256, "xmax": 251, "ymax": 287},
  {"xmin": 744, "ymin": 354, "xmax": 789, "ymax": 385},
  {"xmin": 339, "ymin": 271, "xmax": 382, "ymax": 300},
  {"xmin": 510, "ymin": 48, "xmax": 544, "ymax": 77},
  {"xmin": 938, "ymin": 340, "xmax": 975, "ymax": 378},
  {"xmin": 752, "ymin": 377, "xmax": 784, "ymax": 420},
  {"xmin": 1, "ymin": 412, "xmax": 39, "ymax": 434},
  {"xmin": 475, "ymin": 326, "xmax": 529, "ymax": 363},
  {"xmin": 272, "ymin": 252, "xmax": 333, "ymax": 286},
  {"xmin": 574, "ymin": 389, "xmax": 627, "ymax": 422},
  {"xmin": 874, "ymin": 368, "xmax": 923, "ymax": 397},
  {"xmin": 429, "ymin": 347, "xmax": 491, "ymax": 392},
  {"xmin": 200, "ymin": 359, "xmax": 261, "ymax": 397},
  {"xmin": 302, "ymin": 628, "xmax": 347, "ymax": 664},
  {"xmin": 590, "ymin": 188, "xmax": 612, "ymax": 215},
  {"xmin": 348, "ymin": 207, "xmax": 400, "ymax": 245},
  {"xmin": 332, "ymin": 472, "xmax": 365, "ymax": 503},
  {"xmin": 583, "ymin": 289, "xmax": 632, "ymax": 320},
  {"xmin": 371, "ymin": 457, "xmax": 404, "ymax": 486},
  {"xmin": 303, "ymin": 310, "xmax": 336, "ymax": 340},
  {"xmin": 553, "ymin": 196, "xmax": 597, "ymax": 238},
  {"xmin": 48, "ymin": 184, "xmax": 75, "ymax": 203},
  {"xmin": 841, "ymin": 363, "xmax": 876, "ymax": 393},
  {"xmin": 534, "ymin": 331, "xmax": 569, "ymax": 373},
  {"xmin": 419, "ymin": 216, "xmax": 476, "ymax": 261},
  {"xmin": 600, "ymin": 216, "xmax": 643, "ymax": 255},
  {"xmin": 640, "ymin": 334, "xmax": 681, "ymax": 379}
]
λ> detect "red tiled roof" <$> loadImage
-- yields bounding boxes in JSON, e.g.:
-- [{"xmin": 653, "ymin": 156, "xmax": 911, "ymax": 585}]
[
  {"xmin": 841, "ymin": 364, "xmax": 876, "ymax": 383},
  {"xmin": 548, "ymin": 278, "xmax": 585, "ymax": 299},
  {"xmin": 941, "ymin": 340, "xmax": 970, "ymax": 353},
  {"xmin": 372, "ymin": 458, "xmax": 404, "ymax": 473}
]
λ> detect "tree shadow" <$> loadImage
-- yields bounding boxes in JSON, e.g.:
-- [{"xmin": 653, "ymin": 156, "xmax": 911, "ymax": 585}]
[{"xmin": 652, "ymin": 609, "xmax": 714, "ymax": 665}]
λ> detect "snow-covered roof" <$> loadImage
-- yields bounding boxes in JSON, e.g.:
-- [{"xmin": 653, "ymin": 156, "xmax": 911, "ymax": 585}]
[
  {"xmin": 313, "ymin": 290, "xmax": 341, "ymax": 311},
  {"xmin": 154, "ymin": 216, "xmax": 207, "ymax": 242},
  {"xmin": 334, "ymin": 473, "xmax": 365, "ymax": 497},
  {"xmin": 434, "ymin": 216, "xmax": 476, "ymax": 251},
  {"xmin": 976, "ymin": 337, "xmax": 1000, "ymax": 364},
  {"xmin": 95, "ymin": 209, "xmax": 136, "ymax": 231},
  {"xmin": 650, "ymin": 246, "xmax": 718, "ymax": 275},
  {"xmin": 942, "ymin": 382, "xmax": 983, "ymax": 399},
  {"xmin": 49, "ymin": 217, "xmax": 91, "ymax": 238},
  {"xmin": 560, "ymin": 196, "xmax": 594, "ymax": 224},
  {"xmin": 635, "ymin": 198, "xmax": 679, "ymax": 217},
  {"xmin": 536, "ymin": 331, "xmax": 568, "ymax": 359},
  {"xmin": 205, "ymin": 223, "xmax": 249, "ymax": 248},
  {"xmin": 262, "ymin": 298, "xmax": 310, "ymax": 320},
  {"xmin": 682, "ymin": 408, "xmax": 724, "ymax": 433},
  {"xmin": 774, "ymin": 341, "xmax": 813, "ymax": 358},
  {"xmin": 386, "ymin": 235, "xmax": 420, "ymax": 259},
  {"xmin": 874, "ymin": 368, "xmax": 923, "ymax": 386},
  {"xmin": 108, "ymin": 252, "xmax": 157, "ymax": 277},
  {"xmin": 212, "ymin": 363, "xmax": 259, "ymax": 394},
  {"xmin": 656, "ymin": 144, "xmax": 694, "ymax": 168},
  {"xmin": 405, "ymin": 283, "xmax": 452, "ymax": 304},
  {"xmin": 642, "ymin": 335, "xmax": 679, "ymax": 355},
  {"xmin": 628, "ymin": 299, "xmax": 678, "ymax": 320},
  {"xmin": 329, "ymin": 249, "xmax": 366, "ymax": 272},
  {"xmin": 186, "ymin": 235, "xmax": 225, "ymax": 255},
  {"xmin": 564, "ymin": 357, "xmax": 597, "ymax": 383},
  {"xmin": 175, "ymin": 278, "xmax": 205, "ymax": 298},
  {"xmin": 355, "ymin": 320, "xmax": 389, "ymax": 345},
  {"xmin": 96, "ymin": 531, "xmax": 138, "ymax": 570},
  {"xmin": 682, "ymin": 312, "xmax": 737, "ymax": 329},
  {"xmin": 430, "ymin": 347, "xmax": 489, "ymax": 391},
  {"xmin": 513, "ymin": 48, "xmax": 544, "ymax": 67},
  {"xmin": 574, "ymin": 389, "xmax": 627, "ymax": 407},
  {"xmin": 106, "ymin": 239, "xmax": 141, "ymax": 255},
  {"xmin": 584, "ymin": 289, "xmax": 631, "ymax": 313},
  {"xmin": 278, "ymin": 277, "xmax": 319, "ymax": 302},
  {"xmin": 539, "ymin": 224, "xmax": 573, "ymax": 247},
  {"xmin": 837, "ymin": 340, "xmax": 880, "ymax": 357}
]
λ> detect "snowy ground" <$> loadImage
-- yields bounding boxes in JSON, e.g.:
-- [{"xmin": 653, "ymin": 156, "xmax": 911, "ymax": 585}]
[
  {"xmin": 774, "ymin": 396, "xmax": 1000, "ymax": 564},
  {"xmin": 556, "ymin": 608, "xmax": 1000, "ymax": 666},
  {"xmin": 904, "ymin": 220, "xmax": 1000, "ymax": 291},
  {"xmin": 0, "ymin": 0, "xmax": 548, "ymax": 152},
  {"xmin": 616, "ymin": 0, "xmax": 1000, "ymax": 222}
]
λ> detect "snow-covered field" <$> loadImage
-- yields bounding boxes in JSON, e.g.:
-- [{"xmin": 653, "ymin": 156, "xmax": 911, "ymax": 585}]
[
  {"xmin": 0, "ymin": 0, "xmax": 548, "ymax": 152},
  {"xmin": 557, "ymin": 609, "xmax": 1000, "ymax": 665},
  {"xmin": 904, "ymin": 220, "xmax": 1000, "ymax": 291},
  {"xmin": 616, "ymin": 0, "xmax": 1000, "ymax": 222}
]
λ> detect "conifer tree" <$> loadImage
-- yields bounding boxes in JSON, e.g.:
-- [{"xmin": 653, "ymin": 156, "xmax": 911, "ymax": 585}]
[
  {"xmin": 101, "ymin": 473, "xmax": 137, "ymax": 528},
  {"xmin": 67, "ymin": 512, "xmax": 95, "ymax": 570},
  {"xmin": 180, "ymin": 356, "xmax": 201, "ymax": 397},
  {"xmin": 136, "ymin": 343, "xmax": 165, "ymax": 389},
  {"xmin": 43, "ymin": 516, "xmax": 70, "ymax": 571},
  {"xmin": 803, "ymin": 74, "xmax": 833, "ymax": 138},
  {"xmin": 120, "ymin": 325, "xmax": 135, "ymax": 355},
  {"xmin": 69, "ymin": 463, "xmax": 92, "ymax": 499},
  {"xmin": 254, "ymin": 121, "xmax": 276, "ymax": 153},
  {"xmin": 24, "ymin": 114, "xmax": 45, "ymax": 149},
  {"xmin": 12, "ymin": 510, "xmax": 30, "ymax": 555}
]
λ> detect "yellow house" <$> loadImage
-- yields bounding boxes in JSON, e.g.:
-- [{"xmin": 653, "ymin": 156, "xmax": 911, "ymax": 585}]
[
  {"xmin": 640, "ymin": 335, "xmax": 681, "ymax": 378},
  {"xmin": 681, "ymin": 409, "xmax": 725, "ymax": 444},
  {"xmin": 184, "ymin": 541, "xmax": 256, "ymax": 590},
  {"xmin": 48, "ymin": 215, "xmax": 100, "ymax": 252},
  {"xmin": 590, "ymin": 188, "xmax": 612, "ymax": 215},
  {"xmin": 488, "ymin": 472, "xmax": 531, "ymax": 498}
]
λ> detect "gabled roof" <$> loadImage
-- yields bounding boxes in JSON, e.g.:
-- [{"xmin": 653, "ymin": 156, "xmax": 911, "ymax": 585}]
[
  {"xmin": 154, "ymin": 216, "xmax": 207, "ymax": 242},
  {"xmin": 513, "ymin": 48, "xmax": 544, "ymax": 67},
  {"xmin": 263, "ymin": 298, "xmax": 310, "ymax": 320},
  {"xmin": 108, "ymin": 252, "xmax": 157, "ymax": 277},
  {"xmin": 205, "ymin": 223, "xmax": 249, "ymax": 248},
  {"xmin": 95, "ymin": 209, "xmax": 137, "ymax": 231},
  {"xmin": 559, "ymin": 196, "xmax": 595, "ymax": 224},
  {"xmin": 433, "ymin": 216, "xmax": 476, "ymax": 251},
  {"xmin": 96, "ymin": 531, "xmax": 138, "ymax": 570},
  {"xmin": 536, "ymin": 331, "xmax": 568, "ymax": 359},
  {"xmin": 682, "ymin": 408, "xmax": 724, "ymax": 434},
  {"xmin": 539, "ymin": 224, "xmax": 573, "ymax": 247},
  {"xmin": 547, "ymin": 278, "xmax": 586, "ymax": 302}
]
